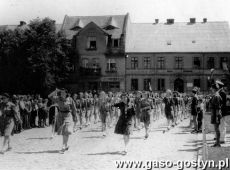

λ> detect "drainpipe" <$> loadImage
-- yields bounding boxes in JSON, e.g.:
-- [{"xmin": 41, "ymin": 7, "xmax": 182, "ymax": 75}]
[{"xmin": 125, "ymin": 54, "xmax": 128, "ymax": 91}]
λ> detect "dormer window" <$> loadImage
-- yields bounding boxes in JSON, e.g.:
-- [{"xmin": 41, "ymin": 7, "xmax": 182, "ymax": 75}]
[
  {"xmin": 103, "ymin": 16, "xmax": 119, "ymax": 30},
  {"xmin": 87, "ymin": 36, "xmax": 97, "ymax": 50}
]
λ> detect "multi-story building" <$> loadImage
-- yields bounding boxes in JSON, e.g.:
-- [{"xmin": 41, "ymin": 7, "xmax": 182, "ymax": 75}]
[
  {"xmin": 61, "ymin": 14, "xmax": 130, "ymax": 92},
  {"xmin": 125, "ymin": 18, "xmax": 230, "ymax": 93}
]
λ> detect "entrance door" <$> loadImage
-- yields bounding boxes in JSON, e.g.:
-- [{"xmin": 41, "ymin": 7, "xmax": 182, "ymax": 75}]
[{"xmin": 174, "ymin": 78, "xmax": 184, "ymax": 93}]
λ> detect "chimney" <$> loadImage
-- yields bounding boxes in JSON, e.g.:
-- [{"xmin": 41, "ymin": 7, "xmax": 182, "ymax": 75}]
[
  {"xmin": 155, "ymin": 19, "xmax": 159, "ymax": 24},
  {"xmin": 19, "ymin": 21, "xmax": 26, "ymax": 26},
  {"xmin": 190, "ymin": 18, "xmax": 196, "ymax": 24},
  {"xmin": 167, "ymin": 19, "xmax": 174, "ymax": 24},
  {"xmin": 203, "ymin": 18, "xmax": 207, "ymax": 23}
]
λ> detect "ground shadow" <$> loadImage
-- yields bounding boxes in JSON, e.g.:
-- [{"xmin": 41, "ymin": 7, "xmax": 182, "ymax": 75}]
[
  {"xmin": 150, "ymin": 129, "xmax": 165, "ymax": 132},
  {"xmin": 26, "ymin": 137, "xmax": 51, "ymax": 140},
  {"xmin": 86, "ymin": 151, "xmax": 124, "ymax": 156},
  {"xmin": 130, "ymin": 136, "xmax": 144, "ymax": 139},
  {"xmin": 173, "ymin": 132, "xmax": 190, "ymax": 135},
  {"xmin": 83, "ymin": 136, "xmax": 105, "ymax": 139},
  {"xmin": 82, "ymin": 129, "xmax": 102, "ymax": 133},
  {"xmin": 178, "ymin": 146, "xmax": 202, "ymax": 152},
  {"xmin": 16, "ymin": 150, "xmax": 60, "ymax": 154}
]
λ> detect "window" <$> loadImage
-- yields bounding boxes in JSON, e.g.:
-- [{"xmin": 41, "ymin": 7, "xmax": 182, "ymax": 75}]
[
  {"xmin": 193, "ymin": 57, "xmax": 201, "ymax": 69},
  {"xmin": 144, "ymin": 57, "xmax": 151, "ymax": 69},
  {"xmin": 157, "ymin": 79, "xmax": 165, "ymax": 91},
  {"xmin": 113, "ymin": 39, "xmax": 119, "ymax": 47},
  {"xmin": 207, "ymin": 57, "xmax": 215, "ymax": 69},
  {"xmin": 175, "ymin": 56, "xmax": 183, "ymax": 69},
  {"xmin": 220, "ymin": 57, "xmax": 227, "ymax": 69},
  {"xmin": 106, "ymin": 59, "xmax": 117, "ymax": 71},
  {"xmin": 131, "ymin": 79, "xmax": 138, "ymax": 90},
  {"xmin": 143, "ymin": 79, "xmax": 151, "ymax": 91},
  {"xmin": 87, "ymin": 36, "xmax": 96, "ymax": 50},
  {"xmin": 92, "ymin": 58, "xmax": 99, "ymax": 68},
  {"xmin": 157, "ymin": 57, "xmax": 165, "ymax": 69},
  {"xmin": 82, "ymin": 58, "xmax": 89, "ymax": 68},
  {"xmin": 194, "ymin": 79, "xmax": 200, "ymax": 88},
  {"xmin": 131, "ymin": 57, "xmax": 138, "ymax": 69}
]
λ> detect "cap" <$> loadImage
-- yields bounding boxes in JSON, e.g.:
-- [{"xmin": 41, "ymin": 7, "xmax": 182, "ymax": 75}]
[{"xmin": 192, "ymin": 87, "xmax": 198, "ymax": 93}]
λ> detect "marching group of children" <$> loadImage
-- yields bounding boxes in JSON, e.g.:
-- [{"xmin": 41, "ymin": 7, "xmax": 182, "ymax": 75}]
[{"xmin": 1, "ymin": 81, "xmax": 229, "ymax": 154}]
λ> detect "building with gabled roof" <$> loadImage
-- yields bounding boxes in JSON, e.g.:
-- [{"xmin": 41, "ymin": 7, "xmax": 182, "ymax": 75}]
[
  {"xmin": 61, "ymin": 13, "xmax": 130, "ymax": 92},
  {"xmin": 125, "ymin": 18, "xmax": 230, "ymax": 93}
]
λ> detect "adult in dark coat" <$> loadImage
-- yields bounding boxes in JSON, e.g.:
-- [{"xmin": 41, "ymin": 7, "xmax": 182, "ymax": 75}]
[
  {"xmin": 210, "ymin": 83, "xmax": 222, "ymax": 147},
  {"xmin": 114, "ymin": 93, "xmax": 135, "ymax": 155},
  {"xmin": 191, "ymin": 87, "xmax": 199, "ymax": 133},
  {"xmin": 216, "ymin": 80, "xmax": 229, "ymax": 143}
]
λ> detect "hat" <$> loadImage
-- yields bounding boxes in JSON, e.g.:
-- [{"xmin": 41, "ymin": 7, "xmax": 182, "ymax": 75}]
[{"xmin": 215, "ymin": 80, "xmax": 224, "ymax": 88}]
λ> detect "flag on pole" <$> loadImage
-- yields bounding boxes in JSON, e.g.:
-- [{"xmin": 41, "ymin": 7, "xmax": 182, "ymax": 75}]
[{"xmin": 149, "ymin": 82, "xmax": 152, "ymax": 92}]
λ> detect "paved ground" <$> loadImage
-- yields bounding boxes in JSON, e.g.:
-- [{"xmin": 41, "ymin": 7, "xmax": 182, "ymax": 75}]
[{"xmin": 0, "ymin": 118, "xmax": 199, "ymax": 170}]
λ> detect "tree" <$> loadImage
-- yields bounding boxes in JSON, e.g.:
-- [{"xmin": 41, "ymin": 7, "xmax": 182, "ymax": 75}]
[{"xmin": 0, "ymin": 17, "xmax": 75, "ymax": 96}]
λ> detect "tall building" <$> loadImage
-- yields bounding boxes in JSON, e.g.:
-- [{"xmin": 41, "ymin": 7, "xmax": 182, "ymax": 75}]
[
  {"xmin": 61, "ymin": 14, "xmax": 130, "ymax": 92},
  {"xmin": 125, "ymin": 18, "xmax": 230, "ymax": 93}
]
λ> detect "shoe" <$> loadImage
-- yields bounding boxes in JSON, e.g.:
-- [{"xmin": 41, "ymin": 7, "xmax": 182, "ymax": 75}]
[
  {"xmin": 65, "ymin": 146, "xmax": 69, "ymax": 151},
  {"xmin": 59, "ymin": 148, "xmax": 65, "ymax": 154},
  {"xmin": 144, "ymin": 134, "xmax": 149, "ymax": 139},
  {"xmin": 191, "ymin": 130, "xmax": 198, "ymax": 134},
  {"xmin": 0, "ymin": 150, "xmax": 5, "ymax": 154},
  {"xmin": 211, "ymin": 143, "xmax": 221, "ymax": 147},
  {"xmin": 121, "ymin": 151, "xmax": 127, "ymax": 155}
]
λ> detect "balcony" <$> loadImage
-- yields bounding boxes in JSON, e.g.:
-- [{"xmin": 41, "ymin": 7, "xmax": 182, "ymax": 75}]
[
  {"xmin": 79, "ymin": 67, "xmax": 101, "ymax": 76},
  {"xmin": 105, "ymin": 47, "xmax": 125, "ymax": 56},
  {"xmin": 105, "ymin": 67, "xmax": 117, "ymax": 73}
]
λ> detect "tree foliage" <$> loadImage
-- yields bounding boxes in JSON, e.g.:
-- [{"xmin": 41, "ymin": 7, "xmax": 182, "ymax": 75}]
[{"xmin": 0, "ymin": 18, "xmax": 75, "ymax": 96}]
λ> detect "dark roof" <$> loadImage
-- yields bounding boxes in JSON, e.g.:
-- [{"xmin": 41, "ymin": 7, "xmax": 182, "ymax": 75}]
[
  {"xmin": 61, "ymin": 14, "xmax": 128, "ymax": 39},
  {"xmin": 126, "ymin": 22, "xmax": 230, "ymax": 53}
]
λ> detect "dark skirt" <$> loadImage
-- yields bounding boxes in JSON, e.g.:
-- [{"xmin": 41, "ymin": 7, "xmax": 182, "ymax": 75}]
[
  {"xmin": 140, "ymin": 110, "xmax": 151, "ymax": 125},
  {"xmin": 100, "ymin": 110, "xmax": 107, "ymax": 124},
  {"xmin": 211, "ymin": 114, "xmax": 221, "ymax": 125},
  {"xmin": 165, "ymin": 110, "xmax": 173, "ymax": 120},
  {"xmin": 49, "ymin": 106, "xmax": 56, "ymax": 125},
  {"xmin": 114, "ymin": 115, "xmax": 133, "ymax": 135}
]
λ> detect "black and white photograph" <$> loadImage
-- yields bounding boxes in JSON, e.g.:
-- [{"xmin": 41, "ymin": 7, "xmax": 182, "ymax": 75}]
[{"xmin": 0, "ymin": 0, "xmax": 230, "ymax": 169}]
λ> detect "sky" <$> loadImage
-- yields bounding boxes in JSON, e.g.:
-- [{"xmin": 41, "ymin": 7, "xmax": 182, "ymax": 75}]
[{"xmin": 0, "ymin": 0, "xmax": 230, "ymax": 25}]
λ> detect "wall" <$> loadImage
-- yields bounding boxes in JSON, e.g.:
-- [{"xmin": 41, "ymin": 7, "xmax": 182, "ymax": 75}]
[{"xmin": 125, "ymin": 53, "xmax": 230, "ymax": 92}]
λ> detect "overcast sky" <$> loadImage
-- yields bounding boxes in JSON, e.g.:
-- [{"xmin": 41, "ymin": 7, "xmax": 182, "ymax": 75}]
[{"xmin": 1, "ymin": 0, "xmax": 230, "ymax": 25}]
